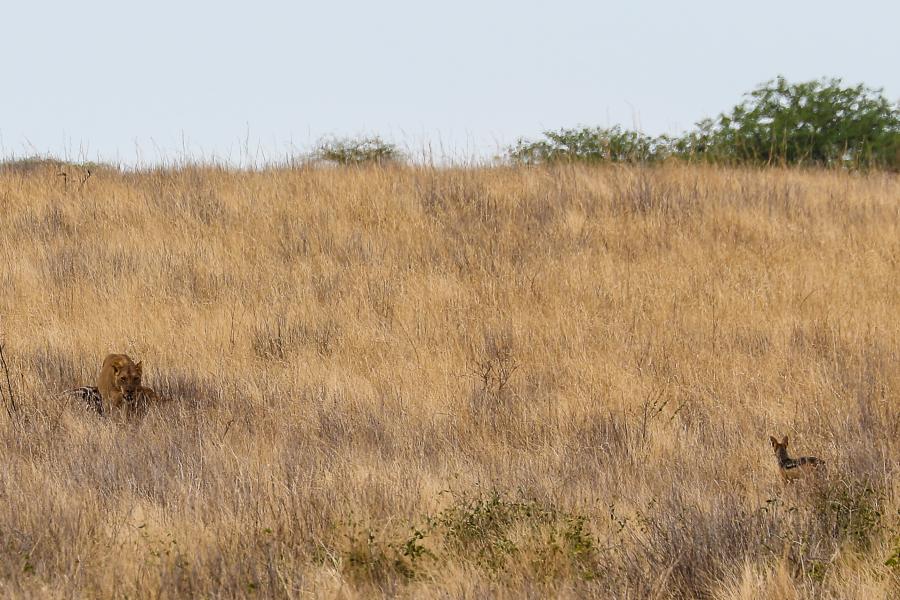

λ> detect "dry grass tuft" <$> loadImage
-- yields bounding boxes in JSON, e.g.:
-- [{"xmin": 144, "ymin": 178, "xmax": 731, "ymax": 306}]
[{"xmin": 0, "ymin": 163, "xmax": 898, "ymax": 598}]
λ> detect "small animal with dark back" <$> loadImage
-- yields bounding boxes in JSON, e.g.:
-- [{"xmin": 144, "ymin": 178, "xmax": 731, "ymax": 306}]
[
  {"xmin": 770, "ymin": 435, "xmax": 824, "ymax": 481},
  {"xmin": 61, "ymin": 386, "xmax": 104, "ymax": 414}
]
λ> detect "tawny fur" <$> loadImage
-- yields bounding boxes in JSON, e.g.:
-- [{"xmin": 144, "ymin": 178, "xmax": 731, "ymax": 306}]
[
  {"xmin": 769, "ymin": 435, "xmax": 823, "ymax": 481},
  {"xmin": 96, "ymin": 353, "xmax": 143, "ymax": 416}
]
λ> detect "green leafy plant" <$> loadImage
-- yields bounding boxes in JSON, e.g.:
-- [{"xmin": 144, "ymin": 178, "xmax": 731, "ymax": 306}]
[
  {"xmin": 811, "ymin": 477, "xmax": 886, "ymax": 552},
  {"xmin": 885, "ymin": 540, "xmax": 900, "ymax": 568},
  {"xmin": 508, "ymin": 76, "xmax": 900, "ymax": 171},
  {"xmin": 327, "ymin": 492, "xmax": 605, "ymax": 586},
  {"xmin": 675, "ymin": 76, "xmax": 900, "ymax": 169},
  {"xmin": 335, "ymin": 523, "xmax": 433, "ymax": 586},
  {"xmin": 313, "ymin": 136, "xmax": 404, "ymax": 166},
  {"xmin": 509, "ymin": 126, "xmax": 669, "ymax": 165}
]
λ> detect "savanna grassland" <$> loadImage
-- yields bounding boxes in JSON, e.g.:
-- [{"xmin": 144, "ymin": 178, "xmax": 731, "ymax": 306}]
[{"xmin": 0, "ymin": 161, "xmax": 898, "ymax": 599}]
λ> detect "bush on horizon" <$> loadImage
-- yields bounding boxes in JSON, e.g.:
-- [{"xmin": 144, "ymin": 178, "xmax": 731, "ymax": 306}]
[
  {"xmin": 509, "ymin": 76, "xmax": 900, "ymax": 170},
  {"xmin": 312, "ymin": 136, "xmax": 404, "ymax": 166}
]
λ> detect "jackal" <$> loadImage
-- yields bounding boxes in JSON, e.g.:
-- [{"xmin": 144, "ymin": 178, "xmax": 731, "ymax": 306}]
[{"xmin": 769, "ymin": 435, "xmax": 824, "ymax": 481}]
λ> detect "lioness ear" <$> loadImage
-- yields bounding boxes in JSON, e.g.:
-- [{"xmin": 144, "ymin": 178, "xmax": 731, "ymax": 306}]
[
  {"xmin": 782, "ymin": 435, "xmax": 788, "ymax": 446},
  {"xmin": 135, "ymin": 361, "xmax": 143, "ymax": 375},
  {"xmin": 769, "ymin": 436, "xmax": 779, "ymax": 447}
]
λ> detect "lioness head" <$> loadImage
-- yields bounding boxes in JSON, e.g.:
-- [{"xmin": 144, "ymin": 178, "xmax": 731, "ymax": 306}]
[{"xmin": 114, "ymin": 361, "xmax": 143, "ymax": 402}]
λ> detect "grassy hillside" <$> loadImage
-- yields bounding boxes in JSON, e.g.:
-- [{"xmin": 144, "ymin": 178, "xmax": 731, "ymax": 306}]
[{"xmin": 0, "ymin": 162, "xmax": 898, "ymax": 598}]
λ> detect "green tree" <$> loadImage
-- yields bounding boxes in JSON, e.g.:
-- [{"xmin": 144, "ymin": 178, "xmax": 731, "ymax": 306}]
[
  {"xmin": 508, "ymin": 126, "xmax": 669, "ymax": 165},
  {"xmin": 678, "ymin": 76, "xmax": 900, "ymax": 169}
]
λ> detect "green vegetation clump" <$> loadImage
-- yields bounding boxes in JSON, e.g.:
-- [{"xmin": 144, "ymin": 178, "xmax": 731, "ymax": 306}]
[
  {"xmin": 329, "ymin": 492, "xmax": 606, "ymax": 588},
  {"xmin": 0, "ymin": 156, "xmax": 113, "ymax": 174},
  {"xmin": 510, "ymin": 76, "xmax": 900, "ymax": 170},
  {"xmin": 680, "ymin": 76, "xmax": 900, "ymax": 169},
  {"xmin": 327, "ymin": 481, "xmax": 894, "ymax": 595},
  {"xmin": 509, "ymin": 126, "xmax": 666, "ymax": 165},
  {"xmin": 313, "ymin": 136, "xmax": 403, "ymax": 166}
]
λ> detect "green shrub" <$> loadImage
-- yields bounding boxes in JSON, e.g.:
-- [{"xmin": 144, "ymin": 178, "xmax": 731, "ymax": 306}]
[
  {"xmin": 313, "ymin": 136, "xmax": 403, "ymax": 166},
  {"xmin": 674, "ymin": 76, "xmax": 900, "ymax": 170},
  {"xmin": 811, "ymin": 477, "xmax": 886, "ymax": 552},
  {"xmin": 326, "ymin": 492, "xmax": 605, "ymax": 587},
  {"xmin": 508, "ymin": 76, "xmax": 900, "ymax": 171},
  {"xmin": 0, "ymin": 156, "xmax": 105, "ymax": 173},
  {"xmin": 509, "ymin": 126, "xmax": 669, "ymax": 165},
  {"xmin": 334, "ymin": 523, "xmax": 431, "ymax": 586}
]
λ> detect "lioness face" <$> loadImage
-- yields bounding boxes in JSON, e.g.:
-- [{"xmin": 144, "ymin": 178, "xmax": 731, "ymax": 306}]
[{"xmin": 114, "ymin": 361, "xmax": 143, "ymax": 402}]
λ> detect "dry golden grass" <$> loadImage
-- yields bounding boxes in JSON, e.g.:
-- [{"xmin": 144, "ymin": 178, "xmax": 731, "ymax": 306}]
[{"xmin": 0, "ymin": 161, "xmax": 898, "ymax": 598}]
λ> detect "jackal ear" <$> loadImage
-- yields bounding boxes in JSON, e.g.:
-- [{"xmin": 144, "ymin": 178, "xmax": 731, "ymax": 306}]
[
  {"xmin": 769, "ymin": 436, "xmax": 779, "ymax": 447},
  {"xmin": 135, "ymin": 361, "xmax": 143, "ymax": 376},
  {"xmin": 781, "ymin": 435, "xmax": 788, "ymax": 446}
]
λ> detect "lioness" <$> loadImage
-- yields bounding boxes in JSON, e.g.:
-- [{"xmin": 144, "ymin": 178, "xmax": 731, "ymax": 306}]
[{"xmin": 97, "ymin": 353, "xmax": 143, "ymax": 416}]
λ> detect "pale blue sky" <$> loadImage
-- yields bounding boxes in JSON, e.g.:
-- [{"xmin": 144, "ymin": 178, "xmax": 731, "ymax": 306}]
[{"xmin": 2, "ymin": 0, "xmax": 897, "ymax": 165}]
